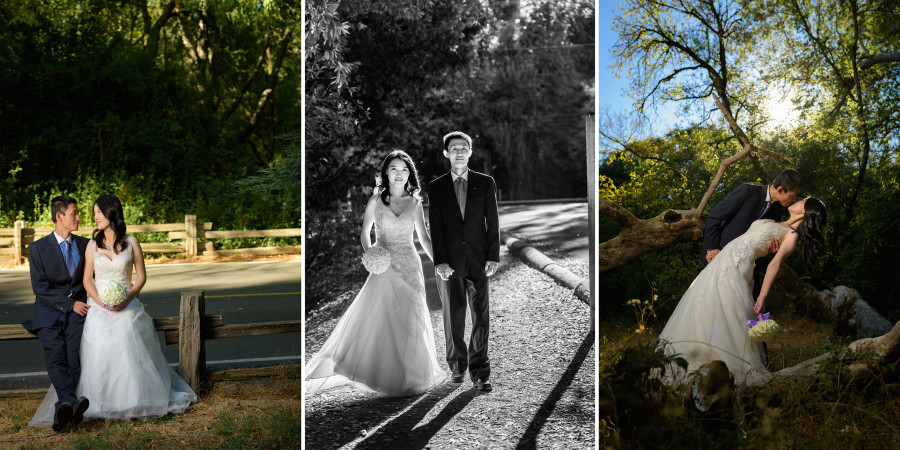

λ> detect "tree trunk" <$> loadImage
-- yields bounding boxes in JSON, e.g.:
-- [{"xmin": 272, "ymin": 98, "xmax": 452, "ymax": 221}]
[{"xmin": 598, "ymin": 200, "xmax": 705, "ymax": 274}]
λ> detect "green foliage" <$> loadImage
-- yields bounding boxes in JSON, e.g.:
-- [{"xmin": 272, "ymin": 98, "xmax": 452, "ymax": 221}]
[
  {"xmin": 0, "ymin": 0, "xmax": 302, "ymax": 231},
  {"xmin": 603, "ymin": 1, "xmax": 900, "ymax": 322},
  {"xmin": 236, "ymin": 131, "xmax": 302, "ymax": 210}
]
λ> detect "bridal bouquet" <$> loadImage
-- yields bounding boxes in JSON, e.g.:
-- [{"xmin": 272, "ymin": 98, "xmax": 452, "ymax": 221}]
[
  {"xmin": 746, "ymin": 312, "xmax": 779, "ymax": 342},
  {"xmin": 362, "ymin": 246, "xmax": 391, "ymax": 275},
  {"xmin": 98, "ymin": 281, "xmax": 127, "ymax": 309}
]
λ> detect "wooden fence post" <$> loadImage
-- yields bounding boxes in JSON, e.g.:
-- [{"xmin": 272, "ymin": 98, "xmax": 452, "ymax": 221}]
[
  {"xmin": 14, "ymin": 220, "xmax": 24, "ymax": 266},
  {"xmin": 185, "ymin": 215, "xmax": 197, "ymax": 258},
  {"xmin": 179, "ymin": 290, "xmax": 206, "ymax": 391},
  {"xmin": 585, "ymin": 115, "xmax": 596, "ymax": 332}
]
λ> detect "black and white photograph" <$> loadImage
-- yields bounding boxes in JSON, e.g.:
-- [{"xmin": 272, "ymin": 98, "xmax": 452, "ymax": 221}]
[{"xmin": 304, "ymin": 0, "xmax": 596, "ymax": 448}]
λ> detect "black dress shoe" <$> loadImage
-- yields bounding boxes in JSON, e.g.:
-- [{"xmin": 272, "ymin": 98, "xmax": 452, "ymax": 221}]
[
  {"xmin": 73, "ymin": 396, "xmax": 90, "ymax": 426},
  {"xmin": 53, "ymin": 402, "xmax": 73, "ymax": 432},
  {"xmin": 451, "ymin": 372, "xmax": 464, "ymax": 383},
  {"xmin": 474, "ymin": 380, "xmax": 493, "ymax": 392}
]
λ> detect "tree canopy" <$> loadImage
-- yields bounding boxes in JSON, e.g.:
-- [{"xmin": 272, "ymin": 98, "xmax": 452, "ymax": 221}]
[
  {"xmin": 600, "ymin": 0, "xmax": 900, "ymax": 322},
  {"xmin": 0, "ymin": 0, "xmax": 301, "ymax": 228},
  {"xmin": 305, "ymin": 0, "xmax": 595, "ymax": 211}
]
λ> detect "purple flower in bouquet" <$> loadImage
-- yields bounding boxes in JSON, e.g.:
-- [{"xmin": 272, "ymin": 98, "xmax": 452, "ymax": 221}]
[{"xmin": 746, "ymin": 312, "xmax": 779, "ymax": 342}]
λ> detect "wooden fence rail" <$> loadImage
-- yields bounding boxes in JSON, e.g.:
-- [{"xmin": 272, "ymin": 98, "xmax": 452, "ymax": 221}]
[
  {"xmin": 0, "ymin": 215, "xmax": 302, "ymax": 266},
  {"xmin": 0, "ymin": 290, "xmax": 301, "ymax": 394}
]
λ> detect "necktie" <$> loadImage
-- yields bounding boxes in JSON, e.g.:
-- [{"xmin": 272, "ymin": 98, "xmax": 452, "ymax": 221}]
[
  {"xmin": 757, "ymin": 201, "xmax": 771, "ymax": 219},
  {"xmin": 455, "ymin": 177, "xmax": 467, "ymax": 219},
  {"xmin": 61, "ymin": 240, "xmax": 76, "ymax": 278}
]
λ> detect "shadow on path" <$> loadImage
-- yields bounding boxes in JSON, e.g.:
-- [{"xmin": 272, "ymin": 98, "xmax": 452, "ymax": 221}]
[
  {"xmin": 356, "ymin": 383, "xmax": 477, "ymax": 449},
  {"xmin": 516, "ymin": 330, "xmax": 595, "ymax": 449},
  {"xmin": 304, "ymin": 382, "xmax": 462, "ymax": 449}
]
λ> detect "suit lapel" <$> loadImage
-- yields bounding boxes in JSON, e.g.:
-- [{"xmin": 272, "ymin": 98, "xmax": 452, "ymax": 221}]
[
  {"xmin": 44, "ymin": 233, "xmax": 71, "ymax": 283},
  {"xmin": 463, "ymin": 172, "xmax": 481, "ymax": 222}
]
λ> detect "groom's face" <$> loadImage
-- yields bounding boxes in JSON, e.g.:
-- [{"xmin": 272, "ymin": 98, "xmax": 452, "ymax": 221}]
[
  {"xmin": 774, "ymin": 187, "xmax": 801, "ymax": 206},
  {"xmin": 444, "ymin": 138, "xmax": 471, "ymax": 172},
  {"xmin": 57, "ymin": 204, "xmax": 80, "ymax": 232}
]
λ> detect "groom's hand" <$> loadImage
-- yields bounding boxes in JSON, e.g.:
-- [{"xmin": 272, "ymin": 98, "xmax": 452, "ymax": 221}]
[
  {"xmin": 485, "ymin": 261, "xmax": 499, "ymax": 277},
  {"xmin": 72, "ymin": 301, "xmax": 90, "ymax": 317},
  {"xmin": 767, "ymin": 237, "xmax": 781, "ymax": 254},
  {"xmin": 705, "ymin": 249, "xmax": 720, "ymax": 263},
  {"xmin": 435, "ymin": 263, "xmax": 453, "ymax": 281}
]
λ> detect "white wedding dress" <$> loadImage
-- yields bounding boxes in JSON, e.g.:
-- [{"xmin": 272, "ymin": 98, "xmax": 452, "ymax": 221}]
[
  {"xmin": 31, "ymin": 239, "xmax": 196, "ymax": 426},
  {"xmin": 658, "ymin": 220, "xmax": 794, "ymax": 385},
  {"xmin": 304, "ymin": 199, "xmax": 446, "ymax": 396}
]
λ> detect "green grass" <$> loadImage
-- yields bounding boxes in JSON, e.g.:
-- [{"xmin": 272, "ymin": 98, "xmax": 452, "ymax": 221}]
[{"xmin": 0, "ymin": 378, "xmax": 301, "ymax": 449}]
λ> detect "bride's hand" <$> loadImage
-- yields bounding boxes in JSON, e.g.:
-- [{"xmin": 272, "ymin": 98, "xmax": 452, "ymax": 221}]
[{"xmin": 753, "ymin": 298, "xmax": 765, "ymax": 315}]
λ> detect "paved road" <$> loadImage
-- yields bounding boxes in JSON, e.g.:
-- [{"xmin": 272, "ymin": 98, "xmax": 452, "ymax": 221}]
[
  {"xmin": 499, "ymin": 202, "xmax": 590, "ymax": 262},
  {"xmin": 0, "ymin": 260, "xmax": 300, "ymax": 389},
  {"xmin": 415, "ymin": 201, "xmax": 588, "ymax": 312}
]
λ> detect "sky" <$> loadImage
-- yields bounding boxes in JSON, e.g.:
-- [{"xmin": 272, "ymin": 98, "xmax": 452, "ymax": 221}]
[
  {"xmin": 595, "ymin": 3, "xmax": 801, "ymax": 141},
  {"xmin": 596, "ymin": 2, "xmax": 684, "ymax": 137}
]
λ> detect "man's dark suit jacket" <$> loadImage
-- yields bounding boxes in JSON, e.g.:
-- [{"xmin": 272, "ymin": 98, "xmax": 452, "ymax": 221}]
[
  {"xmin": 23, "ymin": 233, "xmax": 90, "ymax": 331},
  {"xmin": 428, "ymin": 170, "xmax": 500, "ymax": 278},
  {"xmin": 702, "ymin": 183, "xmax": 784, "ymax": 264}
]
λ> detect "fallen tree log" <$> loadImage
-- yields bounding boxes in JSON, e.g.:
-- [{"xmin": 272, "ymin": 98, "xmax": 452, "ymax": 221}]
[
  {"xmin": 688, "ymin": 320, "xmax": 900, "ymax": 408},
  {"xmin": 598, "ymin": 201, "xmax": 705, "ymax": 274},
  {"xmin": 776, "ymin": 264, "xmax": 892, "ymax": 338},
  {"xmin": 772, "ymin": 320, "xmax": 900, "ymax": 379}
]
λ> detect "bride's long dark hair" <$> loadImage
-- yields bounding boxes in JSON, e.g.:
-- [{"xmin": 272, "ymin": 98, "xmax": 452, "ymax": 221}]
[
  {"xmin": 796, "ymin": 197, "xmax": 827, "ymax": 264},
  {"xmin": 92, "ymin": 195, "xmax": 129, "ymax": 253},
  {"xmin": 376, "ymin": 149, "xmax": 421, "ymax": 206}
]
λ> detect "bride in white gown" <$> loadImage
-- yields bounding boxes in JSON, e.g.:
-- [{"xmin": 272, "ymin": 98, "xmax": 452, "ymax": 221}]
[
  {"xmin": 31, "ymin": 195, "xmax": 196, "ymax": 426},
  {"xmin": 657, "ymin": 197, "xmax": 827, "ymax": 385},
  {"xmin": 304, "ymin": 149, "xmax": 446, "ymax": 397}
]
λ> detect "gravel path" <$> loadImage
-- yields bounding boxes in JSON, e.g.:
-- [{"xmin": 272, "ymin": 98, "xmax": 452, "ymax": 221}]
[{"xmin": 304, "ymin": 245, "xmax": 594, "ymax": 449}]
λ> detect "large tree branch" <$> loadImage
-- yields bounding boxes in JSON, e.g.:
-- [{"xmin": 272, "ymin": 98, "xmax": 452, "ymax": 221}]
[
  {"xmin": 599, "ymin": 207, "xmax": 705, "ymax": 274},
  {"xmin": 223, "ymin": 34, "xmax": 271, "ymax": 120},
  {"xmin": 599, "ymin": 198, "xmax": 640, "ymax": 228},
  {"xmin": 693, "ymin": 93, "xmax": 793, "ymax": 216},
  {"xmin": 137, "ymin": 0, "xmax": 177, "ymax": 58},
  {"xmin": 238, "ymin": 27, "xmax": 293, "ymax": 144},
  {"xmin": 858, "ymin": 51, "xmax": 900, "ymax": 71}
]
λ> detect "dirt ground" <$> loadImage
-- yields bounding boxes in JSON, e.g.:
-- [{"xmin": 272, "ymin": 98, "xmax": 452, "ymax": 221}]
[{"xmin": 304, "ymin": 246, "xmax": 595, "ymax": 449}]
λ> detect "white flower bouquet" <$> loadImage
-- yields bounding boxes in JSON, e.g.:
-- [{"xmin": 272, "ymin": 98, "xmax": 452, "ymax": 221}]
[
  {"xmin": 746, "ymin": 312, "xmax": 780, "ymax": 342},
  {"xmin": 98, "ymin": 281, "xmax": 128, "ymax": 309},
  {"xmin": 362, "ymin": 246, "xmax": 391, "ymax": 275}
]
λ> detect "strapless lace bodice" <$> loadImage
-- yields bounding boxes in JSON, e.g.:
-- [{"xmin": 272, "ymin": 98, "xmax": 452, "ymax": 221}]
[
  {"xmin": 92, "ymin": 239, "xmax": 133, "ymax": 286},
  {"xmin": 719, "ymin": 220, "xmax": 794, "ymax": 272},
  {"xmin": 374, "ymin": 199, "xmax": 424, "ymax": 294}
]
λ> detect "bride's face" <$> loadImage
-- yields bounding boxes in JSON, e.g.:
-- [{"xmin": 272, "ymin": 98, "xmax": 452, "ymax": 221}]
[
  {"xmin": 386, "ymin": 158, "xmax": 410, "ymax": 188},
  {"xmin": 93, "ymin": 205, "xmax": 110, "ymax": 231},
  {"xmin": 788, "ymin": 198, "xmax": 807, "ymax": 216}
]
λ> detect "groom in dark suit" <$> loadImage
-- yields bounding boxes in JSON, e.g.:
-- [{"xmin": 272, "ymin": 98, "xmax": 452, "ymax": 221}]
[
  {"xmin": 428, "ymin": 131, "xmax": 501, "ymax": 392},
  {"xmin": 702, "ymin": 169, "xmax": 803, "ymax": 297},
  {"xmin": 22, "ymin": 196, "xmax": 91, "ymax": 432}
]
